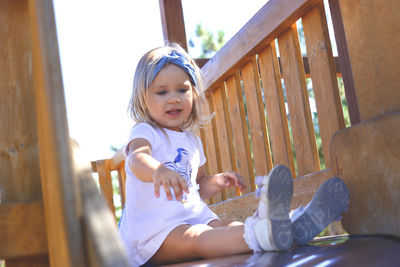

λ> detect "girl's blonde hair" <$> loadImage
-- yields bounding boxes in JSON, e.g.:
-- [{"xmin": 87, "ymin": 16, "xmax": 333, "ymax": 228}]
[{"xmin": 128, "ymin": 43, "xmax": 211, "ymax": 132}]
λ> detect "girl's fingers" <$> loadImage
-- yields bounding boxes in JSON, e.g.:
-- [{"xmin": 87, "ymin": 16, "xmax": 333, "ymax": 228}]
[
  {"xmin": 162, "ymin": 181, "xmax": 173, "ymax": 200},
  {"xmin": 170, "ymin": 178, "xmax": 183, "ymax": 201},
  {"xmin": 225, "ymin": 172, "xmax": 246, "ymax": 190},
  {"xmin": 180, "ymin": 177, "xmax": 189, "ymax": 193},
  {"xmin": 154, "ymin": 179, "xmax": 161, "ymax": 198}
]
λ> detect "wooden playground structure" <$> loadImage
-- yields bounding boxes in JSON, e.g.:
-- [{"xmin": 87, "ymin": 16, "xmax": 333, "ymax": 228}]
[{"xmin": 1, "ymin": 0, "xmax": 400, "ymax": 266}]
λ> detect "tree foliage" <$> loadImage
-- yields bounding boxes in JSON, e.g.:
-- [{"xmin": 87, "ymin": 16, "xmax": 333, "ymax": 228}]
[{"xmin": 189, "ymin": 23, "xmax": 225, "ymax": 58}]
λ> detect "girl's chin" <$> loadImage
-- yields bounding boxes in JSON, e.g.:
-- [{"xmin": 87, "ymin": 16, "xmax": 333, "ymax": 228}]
[{"xmin": 159, "ymin": 123, "xmax": 182, "ymax": 131}]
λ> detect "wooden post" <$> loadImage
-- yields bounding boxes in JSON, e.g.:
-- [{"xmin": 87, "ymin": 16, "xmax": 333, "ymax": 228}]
[
  {"xmin": 159, "ymin": 0, "xmax": 188, "ymax": 51},
  {"xmin": 329, "ymin": 0, "xmax": 360, "ymax": 125},
  {"xmin": 0, "ymin": 0, "xmax": 48, "ymax": 265},
  {"xmin": 330, "ymin": 0, "xmax": 400, "ymax": 237},
  {"xmin": 29, "ymin": 0, "xmax": 85, "ymax": 265},
  {"xmin": 335, "ymin": 0, "xmax": 400, "ymax": 122}
]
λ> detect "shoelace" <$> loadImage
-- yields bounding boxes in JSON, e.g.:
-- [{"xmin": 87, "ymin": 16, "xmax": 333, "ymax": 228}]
[{"xmin": 255, "ymin": 175, "xmax": 265, "ymax": 199}]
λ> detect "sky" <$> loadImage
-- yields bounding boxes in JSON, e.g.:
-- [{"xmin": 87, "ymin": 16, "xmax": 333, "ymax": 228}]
[
  {"xmin": 53, "ymin": 0, "xmax": 268, "ymax": 161},
  {"xmin": 53, "ymin": 0, "xmax": 336, "ymax": 162}
]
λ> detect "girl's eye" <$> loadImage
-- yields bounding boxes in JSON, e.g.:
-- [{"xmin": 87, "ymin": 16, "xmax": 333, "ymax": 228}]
[
  {"xmin": 156, "ymin": 90, "xmax": 167, "ymax": 95},
  {"xmin": 178, "ymin": 88, "xmax": 188, "ymax": 93}
]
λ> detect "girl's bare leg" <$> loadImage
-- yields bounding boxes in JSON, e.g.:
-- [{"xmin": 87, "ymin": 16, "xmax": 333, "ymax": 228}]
[
  {"xmin": 208, "ymin": 219, "xmax": 243, "ymax": 227},
  {"xmin": 150, "ymin": 223, "xmax": 251, "ymax": 265}
]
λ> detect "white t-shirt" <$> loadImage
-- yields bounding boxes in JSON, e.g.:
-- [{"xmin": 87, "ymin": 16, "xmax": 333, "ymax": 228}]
[{"xmin": 118, "ymin": 122, "xmax": 219, "ymax": 266}]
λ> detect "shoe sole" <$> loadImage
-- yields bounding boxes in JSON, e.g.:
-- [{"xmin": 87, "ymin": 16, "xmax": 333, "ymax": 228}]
[
  {"xmin": 255, "ymin": 165, "xmax": 293, "ymax": 250},
  {"xmin": 292, "ymin": 177, "xmax": 349, "ymax": 245}
]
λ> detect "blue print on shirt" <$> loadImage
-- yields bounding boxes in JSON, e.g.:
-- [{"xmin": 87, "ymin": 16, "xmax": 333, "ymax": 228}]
[{"xmin": 164, "ymin": 148, "xmax": 193, "ymax": 193}]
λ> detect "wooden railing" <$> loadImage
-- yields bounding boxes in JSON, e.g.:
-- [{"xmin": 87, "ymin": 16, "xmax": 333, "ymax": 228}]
[
  {"xmin": 199, "ymin": 0, "xmax": 346, "ymax": 211},
  {"xmin": 91, "ymin": 158, "xmax": 126, "ymax": 216}
]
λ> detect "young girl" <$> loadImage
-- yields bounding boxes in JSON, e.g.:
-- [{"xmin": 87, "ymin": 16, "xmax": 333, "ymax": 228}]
[{"xmin": 118, "ymin": 43, "xmax": 349, "ymax": 266}]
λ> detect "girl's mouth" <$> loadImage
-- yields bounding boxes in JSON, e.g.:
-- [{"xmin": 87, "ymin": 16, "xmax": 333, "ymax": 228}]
[{"xmin": 166, "ymin": 108, "xmax": 182, "ymax": 114}]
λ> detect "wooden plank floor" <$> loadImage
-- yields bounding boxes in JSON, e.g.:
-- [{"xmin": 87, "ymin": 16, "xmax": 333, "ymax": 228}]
[{"xmin": 164, "ymin": 235, "xmax": 400, "ymax": 266}]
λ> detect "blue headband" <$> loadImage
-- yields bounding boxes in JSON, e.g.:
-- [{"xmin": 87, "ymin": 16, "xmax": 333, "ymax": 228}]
[{"xmin": 151, "ymin": 50, "xmax": 197, "ymax": 86}]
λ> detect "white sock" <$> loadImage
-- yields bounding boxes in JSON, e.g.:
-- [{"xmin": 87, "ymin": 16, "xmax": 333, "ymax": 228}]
[
  {"xmin": 289, "ymin": 205, "xmax": 305, "ymax": 223},
  {"xmin": 243, "ymin": 215, "xmax": 263, "ymax": 253}
]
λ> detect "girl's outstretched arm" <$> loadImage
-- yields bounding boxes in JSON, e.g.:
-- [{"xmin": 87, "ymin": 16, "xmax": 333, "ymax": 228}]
[
  {"xmin": 127, "ymin": 138, "xmax": 189, "ymax": 200},
  {"xmin": 196, "ymin": 166, "xmax": 246, "ymax": 200}
]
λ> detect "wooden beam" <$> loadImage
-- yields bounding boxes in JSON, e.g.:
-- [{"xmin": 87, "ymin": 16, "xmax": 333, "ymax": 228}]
[
  {"xmin": 159, "ymin": 0, "xmax": 188, "ymax": 51},
  {"xmin": 291, "ymin": 168, "xmax": 334, "ymax": 208},
  {"xmin": 29, "ymin": 0, "xmax": 85, "ymax": 265},
  {"xmin": 209, "ymin": 168, "xmax": 333, "ymax": 222},
  {"xmin": 79, "ymin": 166, "xmax": 129, "ymax": 266},
  {"xmin": 335, "ymin": 0, "xmax": 400, "ymax": 122},
  {"xmin": 0, "ymin": 0, "xmax": 49, "ymax": 265},
  {"xmin": 0, "ymin": 0, "xmax": 42, "ymax": 203},
  {"xmin": 0, "ymin": 201, "xmax": 48, "ymax": 259},
  {"xmin": 328, "ymin": 0, "xmax": 360, "ymax": 125}
]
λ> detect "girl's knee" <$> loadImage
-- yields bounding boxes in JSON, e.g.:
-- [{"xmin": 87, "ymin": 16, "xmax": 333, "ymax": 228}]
[
  {"xmin": 187, "ymin": 224, "xmax": 213, "ymax": 238},
  {"xmin": 227, "ymin": 220, "xmax": 243, "ymax": 226},
  {"xmin": 188, "ymin": 224, "xmax": 213, "ymax": 255}
]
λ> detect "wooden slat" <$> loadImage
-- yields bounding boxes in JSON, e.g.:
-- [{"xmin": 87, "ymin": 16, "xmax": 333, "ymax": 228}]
[
  {"xmin": 225, "ymin": 73, "xmax": 255, "ymax": 192},
  {"xmin": 241, "ymin": 59, "xmax": 272, "ymax": 176},
  {"xmin": 302, "ymin": 56, "xmax": 341, "ymax": 77},
  {"xmin": 93, "ymin": 158, "xmax": 126, "ymax": 211},
  {"xmin": 209, "ymin": 91, "xmax": 227, "ymax": 201},
  {"xmin": 201, "ymin": 0, "xmax": 320, "ymax": 90},
  {"xmin": 209, "ymin": 168, "xmax": 333, "ymax": 222},
  {"xmin": 117, "ymin": 164, "xmax": 126, "ymax": 208},
  {"xmin": 302, "ymin": 4, "xmax": 345, "ymax": 168},
  {"xmin": 278, "ymin": 25, "xmax": 320, "ymax": 176},
  {"xmin": 328, "ymin": 0, "xmax": 360, "ymax": 125},
  {"xmin": 95, "ymin": 160, "xmax": 115, "ymax": 215},
  {"xmin": 29, "ymin": 0, "xmax": 85, "ymax": 265},
  {"xmin": 258, "ymin": 42, "xmax": 295, "ymax": 175},
  {"xmin": 252, "ymin": 57, "xmax": 274, "ymax": 173},
  {"xmin": 211, "ymin": 86, "xmax": 236, "ymax": 199},
  {"xmin": 199, "ymin": 128, "xmax": 212, "ymax": 205},
  {"xmin": 0, "ymin": 201, "xmax": 47, "ymax": 259},
  {"xmin": 200, "ymin": 98, "xmax": 222, "ymax": 203},
  {"xmin": 221, "ymin": 82, "xmax": 245, "ymax": 197},
  {"xmin": 158, "ymin": 0, "xmax": 188, "ymax": 51}
]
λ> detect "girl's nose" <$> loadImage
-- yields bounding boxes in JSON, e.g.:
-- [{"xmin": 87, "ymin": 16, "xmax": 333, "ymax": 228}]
[{"xmin": 168, "ymin": 95, "xmax": 181, "ymax": 103}]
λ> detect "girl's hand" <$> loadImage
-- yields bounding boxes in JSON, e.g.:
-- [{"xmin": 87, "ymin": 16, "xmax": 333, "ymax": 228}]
[
  {"xmin": 217, "ymin": 171, "xmax": 246, "ymax": 192},
  {"xmin": 153, "ymin": 165, "xmax": 189, "ymax": 201}
]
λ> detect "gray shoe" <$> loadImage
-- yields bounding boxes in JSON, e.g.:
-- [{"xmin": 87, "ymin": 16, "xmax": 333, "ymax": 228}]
[
  {"xmin": 291, "ymin": 177, "xmax": 349, "ymax": 245},
  {"xmin": 254, "ymin": 165, "xmax": 294, "ymax": 251}
]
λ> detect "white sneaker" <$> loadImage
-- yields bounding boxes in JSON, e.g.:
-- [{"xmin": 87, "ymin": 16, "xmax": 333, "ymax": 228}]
[
  {"xmin": 291, "ymin": 177, "xmax": 349, "ymax": 245},
  {"xmin": 253, "ymin": 165, "xmax": 293, "ymax": 251}
]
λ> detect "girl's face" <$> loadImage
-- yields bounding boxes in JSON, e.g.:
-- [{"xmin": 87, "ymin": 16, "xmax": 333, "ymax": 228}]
[{"xmin": 147, "ymin": 63, "xmax": 194, "ymax": 131}]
